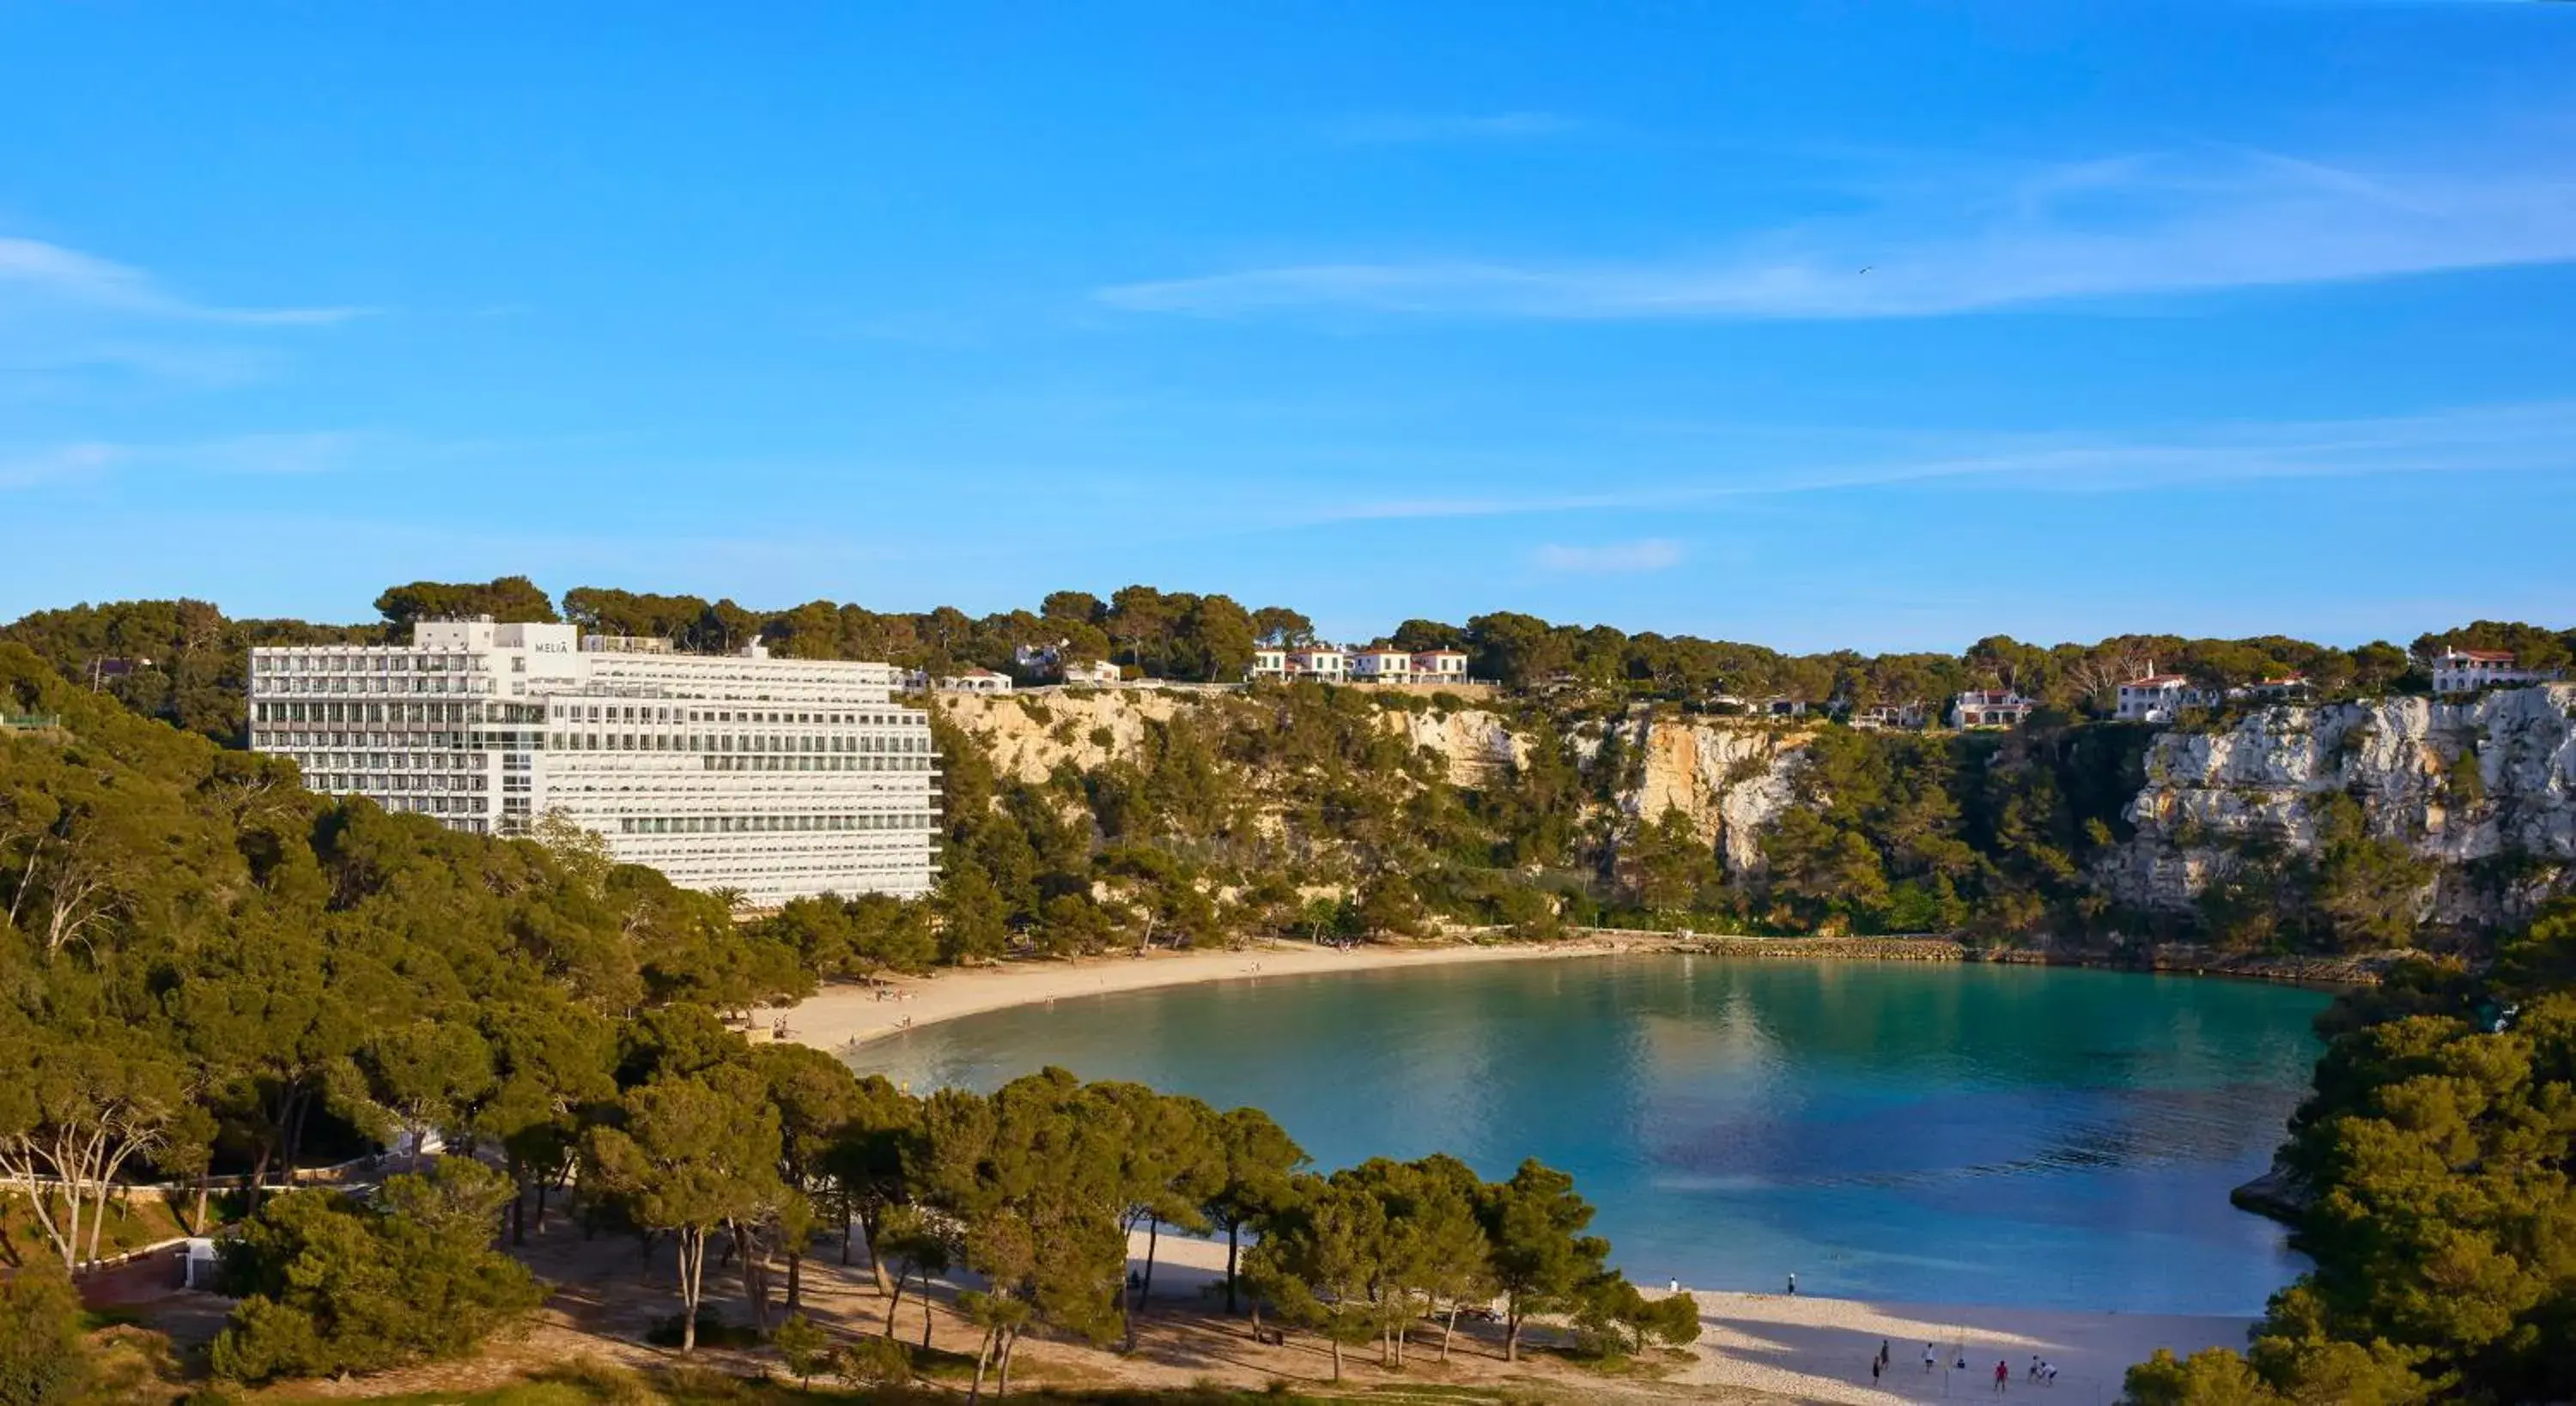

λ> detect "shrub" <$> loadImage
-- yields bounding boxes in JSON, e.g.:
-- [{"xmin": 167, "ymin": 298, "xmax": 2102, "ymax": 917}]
[
  {"xmin": 211, "ymin": 1160, "xmax": 541, "ymax": 1382},
  {"xmin": 0, "ymin": 1257, "xmax": 93, "ymax": 1406},
  {"xmin": 834, "ymin": 1335, "xmax": 913, "ymax": 1386}
]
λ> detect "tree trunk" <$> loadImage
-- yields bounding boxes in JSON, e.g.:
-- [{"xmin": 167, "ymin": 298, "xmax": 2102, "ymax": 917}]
[
  {"xmin": 885, "ymin": 1270, "xmax": 908, "ymax": 1337},
  {"xmin": 1441, "ymin": 1305, "xmax": 1458, "ymax": 1362},
  {"xmin": 861, "ymin": 1209, "xmax": 890, "ymax": 1293},
  {"xmin": 190, "ymin": 1176, "xmax": 210, "ymax": 1237},
  {"xmin": 1140, "ymin": 1218, "xmax": 1161, "ymax": 1301},
  {"xmin": 511, "ymin": 1187, "xmax": 527, "ymax": 1245},
  {"xmin": 738, "ymin": 1224, "xmax": 771, "ymax": 1331},
  {"xmin": 998, "ymin": 1326, "xmax": 1020, "ymax": 1397},
  {"xmin": 244, "ymin": 1142, "xmax": 274, "ymax": 1214},
  {"xmin": 1330, "ymin": 1334, "xmax": 1343, "ymax": 1382},
  {"xmin": 923, "ymin": 1292, "xmax": 934, "ymax": 1348},
  {"xmin": 679, "ymin": 1228, "xmax": 704, "ymax": 1354},
  {"xmin": 1505, "ymin": 1312, "xmax": 1521, "ymax": 1363},
  {"xmin": 1224, "ymin": 1221, "xmax": 1241, "ymax": 1315},
  {"xmin": 785, "ymin": 1250, "xmax": 803, "ymax": 1313},
  {"xmin": 534, "ymin": 1177, "xmax": 552, "ymax": 1235},
  {"xmin": 968, "ymin": 1329, "xmax": 995, "ymax": 1406}
]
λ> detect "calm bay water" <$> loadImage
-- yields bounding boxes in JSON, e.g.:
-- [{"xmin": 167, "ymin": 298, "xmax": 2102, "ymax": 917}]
[{"xmin": 848, "ymin": 955, "xmax": 2330, "ymax": 1314}]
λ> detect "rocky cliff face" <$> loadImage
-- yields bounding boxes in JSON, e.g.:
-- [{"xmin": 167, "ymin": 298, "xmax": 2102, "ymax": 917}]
[
  {"xmin": 2102, "ymin": 685, "xmax": 2576, "ymax": 926},
  {"xmin": 933, "ymin": 689, "xmax": 1185, "ymax": 784},
  {"xmin": 1620, "ymin": 716, "xmax": 1807, "ymax": 874},
  {"xmin": 1382, "ymin": 706, "xmax": 1527, "ymax": 786},
  {"xmin": 938, "ymin": 691, "xmax": 1808, "ymax": 872}
]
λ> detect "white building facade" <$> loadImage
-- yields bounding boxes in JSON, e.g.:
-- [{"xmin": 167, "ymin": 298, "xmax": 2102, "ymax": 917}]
[
  {"xmin": 2433, "ymin": 648, "xmax": 2560, "ymax": 694},
  {"xmin": 2115, "ymin": 674, "xmax": 2210, "ymax": 723},
  {"xmin": 1949, "ymin": 690, "xmax": 2037, "ymax": 730},
  {"xmin": 248, "ymin": 621, "xmax": 939, "ymax": 906}
]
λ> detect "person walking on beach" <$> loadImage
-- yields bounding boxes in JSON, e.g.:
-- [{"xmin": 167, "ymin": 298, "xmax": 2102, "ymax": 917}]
[
  {"xmin": 1785, "ymin": 1272, "xmax": 1796, "ymax": 1296},
  {"xmin": 1872, "ymin": 1356, "xmax": 1882, "ymax": 1385},
  {"xmin": 1995, "ymin": 1358, "xmax": 2010, "ymax": 1392},
  {"xmin": 1925, "ymin": 1343, "xmax": 1936, "ymax": 1373}
]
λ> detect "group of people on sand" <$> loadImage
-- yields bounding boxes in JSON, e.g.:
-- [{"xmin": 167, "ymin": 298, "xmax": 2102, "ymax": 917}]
[{"xmin": 1865, "ymin": 1339, "xmax": 2059, "ymax": 1391}]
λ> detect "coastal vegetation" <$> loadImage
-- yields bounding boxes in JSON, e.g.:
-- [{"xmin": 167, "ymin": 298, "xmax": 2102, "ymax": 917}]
[
  {"xmin": 15, "ymin": 579, "xmax": 2566, "ymax": 966},
  {"xmin": 0, "ymin": 643, "xmax": 1681, "ymax": 1398},
  {"xmin": 2124, "ymin": 899, "xmax": 2576, "ymax": 1404},
  {"xmin": 9, "ymin": 579, "xmax": 2576, "ymax": 1399}
]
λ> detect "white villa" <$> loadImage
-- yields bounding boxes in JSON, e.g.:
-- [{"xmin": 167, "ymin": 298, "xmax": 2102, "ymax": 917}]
[
  {"xmin": 936, "ymin": 669, "xmax": 1013, "ymax": 695},
  {"xmin": 1950, "ymin": 689, "xmax": 2037, "ymax": 730},
  {"xmin": 2433, "ymin": 648, "xmax": 2561, "ymax": 694},
  {"xmin": 2116, "ymin": 673, "xmax": 2211, "ymax": 723}
]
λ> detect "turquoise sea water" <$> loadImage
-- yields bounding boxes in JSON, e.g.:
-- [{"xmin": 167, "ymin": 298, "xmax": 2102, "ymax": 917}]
[{"xmin": 847, "ymin": 956, "xmax": 2330, "ymax": 1314}]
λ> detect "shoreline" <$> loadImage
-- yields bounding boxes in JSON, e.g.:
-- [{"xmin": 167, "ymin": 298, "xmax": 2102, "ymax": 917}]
[
  {"xmin": 1123, "ymin": 1230, "xmax": 2252, "ymax": 1405},
  {"xmin": 775, "ymin": 932, "xmax": 2366, "ymax": 1054},
  {"xmin": 777, "ymin": 936, "xmax": 1631, "ymax": 1051}
]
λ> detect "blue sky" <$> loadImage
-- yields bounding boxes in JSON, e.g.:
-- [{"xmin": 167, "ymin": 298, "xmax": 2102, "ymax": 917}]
[{"xmin": 3, "ymin": 2, "xmax": 2573, "ymax": 651}]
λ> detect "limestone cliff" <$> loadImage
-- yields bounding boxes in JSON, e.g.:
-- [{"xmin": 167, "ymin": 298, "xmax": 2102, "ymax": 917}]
[
  {"xmin": 1618, "ymin": 715, "xmax": 1808, "ymax": 874},
  {"xmin": 932, "ymin": 688, "xmax": 1185, "ymax": 785},
  {"xmin": 2101, "ymin": 685, "xmax": 2576, "ymax": 927},
  {"xmin": 1381, "ymin": 706, "xmax": 1526, "ymax": 786},
  {"xmin": 933, "ymin": 690, "xmax": 1806, "ymax": 873}
]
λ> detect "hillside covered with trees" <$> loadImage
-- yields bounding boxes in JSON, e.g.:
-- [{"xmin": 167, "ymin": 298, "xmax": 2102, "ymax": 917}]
[
  {"xmin": 0, "ymin": 640, "xmax": 1692, "ymax": 1398},
  {"xmin": 9, "ymin": 579, "xmax": 2571, "ymax": 962}
]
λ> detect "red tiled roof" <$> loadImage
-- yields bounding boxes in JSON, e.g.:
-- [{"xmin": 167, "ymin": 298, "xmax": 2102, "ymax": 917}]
[{"xmin": 2445, "ymin": 648, "xmax": 2517, "ymax": 663}]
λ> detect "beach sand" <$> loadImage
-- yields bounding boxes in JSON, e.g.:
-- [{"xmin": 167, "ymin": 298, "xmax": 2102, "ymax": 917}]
[
  {"xmin": 775, "ymin": 936, "xmax": 1631, "ymax": 1051},
  {"xmin": 1674, "ymin": 1289, "xmax": 2250, "ymax": 1404},
  {"xmin": 1125, "ymin": 1232, "xmax": 2245, "ymax": 1404}
]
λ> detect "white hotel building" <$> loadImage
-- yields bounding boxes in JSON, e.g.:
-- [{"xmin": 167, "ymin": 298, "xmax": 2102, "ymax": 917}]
[{"xmin": 248, "ymin": 621, "xmax": 939, "ymax": 905}]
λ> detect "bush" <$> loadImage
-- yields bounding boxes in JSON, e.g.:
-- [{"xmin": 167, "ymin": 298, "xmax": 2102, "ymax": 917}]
[
  {"xmin": 645, "ymin": 1311, "xmax": 763, "ymax": 1350},
  {"xmin": 210, "ymin": 1160, "xmax": 542, "ymax": 1382},
  {"xmin": 771, "ymin": 1315, "xmax": 831, "ymax": 1385},
  {"xmin": 834, "ymin": 1335, "xmax": 914, "ymax": 1386},
  {"xmin": 0, "ymin": 1258, "xmax": 93, "ymax": 1406}
]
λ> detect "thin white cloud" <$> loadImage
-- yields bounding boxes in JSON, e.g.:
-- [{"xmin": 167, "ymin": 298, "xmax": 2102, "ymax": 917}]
[
  {"xmin": 1097, "ymin": 144, "xmax": 2576, "ymax": 320},
  {"xmin": 1326, "ymin": 112, "xmax": 1587, "ymax": 146},
  {"xmin": 1533, "ymin": 538, "xmax": 1685, "ymax": 573},
  {"xmin": 0, "ymin": 441, "xmax": 123, "ymax": 490},
  {"xmin": 1287, "ymin": 400, "xmax": 2576, "ymax": 524},
  {"xmin": 0, "ymin": 235, "xmax": 372, "ymax": 325},
  {"xmin": 0, "ymin": 431, "xmax": 368, "ymax": 490}
]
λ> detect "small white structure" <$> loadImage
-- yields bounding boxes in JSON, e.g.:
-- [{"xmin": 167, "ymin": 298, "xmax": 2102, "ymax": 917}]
[
  {"xmin": 1409, "ymin": 649, "xmax": 1469, "ymax": 684},
  {"xmin": 2242, "ymin": 676, "xmax": 2312, "ymax": 702},
  {"xmin": 1291, "ymin": 646, "xmax": 1349, "ymax": 681},
  {"xmin": 1061, "ymin": 659, "xmax": 1122, "ymax": 686},
  {"xmin": 935, "ymin": 669, "xmax": 1013, "ymax": 695},
  {"xmin": 1852, "ymin": 701, "xmax": 1929, "ymax": 730},
  {"xmin": 1950, "ymin": 689, "xmax": 2037, "ymax": 730},
  {"xmin": 2116, "ymin": 673, "xmax": 2211, "ymax": 723},
  {"xmin": 182, "ymin": 1238, "xmax": 222, "ymax": 1290},
  {"xmin": 1346, "ymin": 645, "xmax": 1413, "ymax": 682},
  {"xmin": 2432, "ymin": 648, "xmax": 2559, "ymax": 694}
]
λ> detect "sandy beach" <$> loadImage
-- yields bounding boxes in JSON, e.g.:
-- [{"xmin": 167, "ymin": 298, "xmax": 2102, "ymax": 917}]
[
  {"xmin": 1125, "ymin": 1231, "xmax": 2246, "ymax": 1404},
  {"xmin": 776, "ymin": 936, "xmax": 1637, "ymax": 1051}
]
